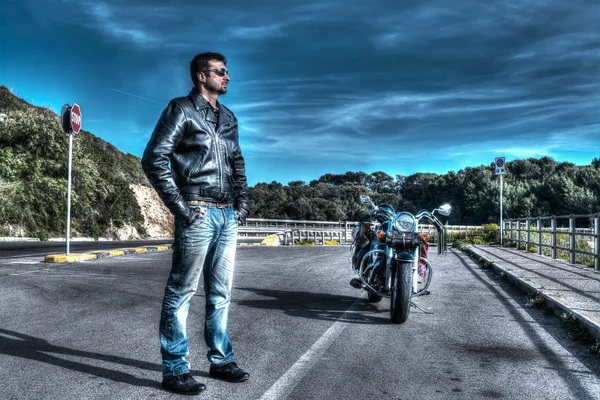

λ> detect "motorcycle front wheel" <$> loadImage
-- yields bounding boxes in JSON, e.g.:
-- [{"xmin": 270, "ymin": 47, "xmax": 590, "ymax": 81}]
[{"xmin": 390, "ymin": 261, "xmax": 413, "ymax": 324}]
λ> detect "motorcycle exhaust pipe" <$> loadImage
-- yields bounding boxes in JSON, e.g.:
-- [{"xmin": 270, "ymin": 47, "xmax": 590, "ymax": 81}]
[{"xmin": 359, "ymin": 249, "xmax": 386, "ymax": 296}]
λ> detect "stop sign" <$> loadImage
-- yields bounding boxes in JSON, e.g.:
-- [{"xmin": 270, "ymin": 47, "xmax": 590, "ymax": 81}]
[{"xmin": 70, "ymin": 103, "xmax": 82, "ymax": 133}]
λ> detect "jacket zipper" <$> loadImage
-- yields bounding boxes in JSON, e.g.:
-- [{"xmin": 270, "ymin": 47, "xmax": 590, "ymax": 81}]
[
  {"xmin": 215, "ymin": 133, "xmax": 223, "ymax": 192},
  {"xmin": 186, "ymin": 154, "xmax": 202, "ymax": 183},
  {"xmin": 215, "ymin": 122, "xmax": 234, "ymax": 192}
]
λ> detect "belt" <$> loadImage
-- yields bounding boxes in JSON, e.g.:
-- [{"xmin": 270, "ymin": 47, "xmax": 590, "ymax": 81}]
[
  {"xmin": 187, "ymin": 200, "xmax": 232, "ymax": 208},
  {"xmin": 180, "ymin": 186, "xmax": 234, "ymax": 202}
]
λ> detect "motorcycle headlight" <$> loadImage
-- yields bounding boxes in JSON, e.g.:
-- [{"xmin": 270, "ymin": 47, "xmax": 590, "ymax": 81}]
[{"xmin": 394, "ymin": 212, "xmax": 415, "ymax": 233}]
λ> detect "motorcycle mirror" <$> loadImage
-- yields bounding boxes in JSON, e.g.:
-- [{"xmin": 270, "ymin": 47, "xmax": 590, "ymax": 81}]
[
  {"xmin": 438, "ymin": 203, "xmax": 451, "ymax": 216},
  {"xmin": 360, "ymin": 195, "xmax": 371, "ymax": 204}
]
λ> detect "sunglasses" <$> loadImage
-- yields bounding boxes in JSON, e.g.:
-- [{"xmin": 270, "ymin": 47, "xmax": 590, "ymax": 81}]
[{"xmin": 204, "ymin": 67, "xmax": 229, "ymax": 77}]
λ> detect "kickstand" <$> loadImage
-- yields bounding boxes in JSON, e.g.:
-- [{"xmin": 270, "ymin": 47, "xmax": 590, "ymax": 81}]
[{"xmin": 410, "ymin": 301, "xmax": 433, "ymax": 314}]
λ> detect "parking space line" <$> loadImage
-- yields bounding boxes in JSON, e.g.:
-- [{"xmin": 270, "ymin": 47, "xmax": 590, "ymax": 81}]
[{"xmin": 259, "ymin": 297, "xmax": 362, "ymax": 400}]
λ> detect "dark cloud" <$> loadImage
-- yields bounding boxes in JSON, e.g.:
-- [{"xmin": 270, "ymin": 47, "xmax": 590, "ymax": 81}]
[{"xmin": 1, "ymin": 0, "xmax": 598, "ymax": 185}]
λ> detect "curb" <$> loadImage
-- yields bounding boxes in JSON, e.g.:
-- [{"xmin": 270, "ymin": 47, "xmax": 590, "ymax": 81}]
[
  {"xmin": 44, "ymin": 235, "xmax": 284, "ymax": 262},
  {"xmin": 43, "ymin": 239, "xmax": 279, "ymax": 262},
  {"xmin": 462, "ymin": 245, "xmax": 600, "ymax": 341},
  {"xmin": 45, "ymin": 245, "xmax": 171, "ymax": 263},
  {"xmin": 239, "ymin": 234, "xmax": 280, "ymax": 247}
]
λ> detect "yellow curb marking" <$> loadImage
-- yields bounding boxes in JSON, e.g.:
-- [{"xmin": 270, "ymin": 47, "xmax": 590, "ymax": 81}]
[
  {"xmin": 45, "ymin": 253, "xmax": 97, "ymax": 263},
  {"xmin": 44, "ymin": 245, "xmax": 171, "ymax": 263},
  {"xmin": 261, "ymin": 234, "xmax": 280, "ymax": 246},
  {"xmin": 122, "ymin": 247, "xmax": 148, "ymax": 253}
]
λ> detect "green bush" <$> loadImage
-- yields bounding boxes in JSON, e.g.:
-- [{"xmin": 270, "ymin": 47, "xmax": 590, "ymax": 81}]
[
  {"xmin": 448, "ymin": 223, "xmax": 500, "ymax": 245},
  {"xmin": 0, "ymin": 89, "xmax": 147, "ymax": 239},
  {"xmin": 295, "ymin": 239, "xmax": 316, "ymax": 246},
  {"xmin": 35, "ymin": 229, "xmax": 50, "ymax": 241}
]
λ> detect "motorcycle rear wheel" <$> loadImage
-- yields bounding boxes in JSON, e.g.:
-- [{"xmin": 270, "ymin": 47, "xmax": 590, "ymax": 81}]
[{"xmin": 390, "ymin": 261, "xmax": 412, "ymax": 324}]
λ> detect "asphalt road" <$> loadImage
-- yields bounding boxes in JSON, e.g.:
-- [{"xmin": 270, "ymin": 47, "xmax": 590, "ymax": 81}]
[
  {"xmin": 1, "ymin": 246, "xmax": 598, "ymax": 399},
  {"xmin": 0, "ymin": 240, "xmax": 173, "ymax": 259}
]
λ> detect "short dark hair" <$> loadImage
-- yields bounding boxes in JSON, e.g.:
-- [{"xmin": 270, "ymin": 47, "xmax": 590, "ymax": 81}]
[{"xmin": 190, "ymin": 52, "xmax": 227, "ymax": 88}]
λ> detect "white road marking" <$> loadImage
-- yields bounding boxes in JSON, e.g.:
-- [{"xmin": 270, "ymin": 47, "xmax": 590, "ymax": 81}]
[
  {"xmin": 3, "ymin": 260, "xmax": 43, "ymax": 265},
  {"xmin": 8, "ymin": 269, "xmax": 53, "ymax": 275},
  {"xmin": 9, "ymin": 270, "xmax": 116, "ymax": 278},
  {"xmin": 259, "ymin": 297, "xmax": 362, "ymax": 400},
  {"xmin": 0, "ymin": 253, "xmax": 50, "ymax": 259}
]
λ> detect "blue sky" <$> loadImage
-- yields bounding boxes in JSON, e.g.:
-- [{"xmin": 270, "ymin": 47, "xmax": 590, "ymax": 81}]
[{"xmin": 1, "ymin": 0, "xmax": 598, "ymax": 186}]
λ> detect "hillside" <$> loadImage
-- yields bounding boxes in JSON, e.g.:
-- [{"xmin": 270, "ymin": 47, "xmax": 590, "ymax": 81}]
[
  {"xmin": 247, "ymin": 160, "xmax": 600, "ymax": 225},
  {"xmin": 1, "ymin": 86, "xmax": 598, "ymax": 239},
  {"xmin": 0, "ymin": 86, "xmax": 172, "ymax": 239}
]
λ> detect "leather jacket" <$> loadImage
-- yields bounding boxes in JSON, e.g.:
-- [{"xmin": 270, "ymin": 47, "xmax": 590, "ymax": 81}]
[{"xmin": 141, "ymin": 88, "xmax": 250, "ymax": 217}]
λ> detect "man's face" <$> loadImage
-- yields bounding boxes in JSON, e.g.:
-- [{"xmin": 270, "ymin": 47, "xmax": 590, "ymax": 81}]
[{"xmin": 199, "ymin": 60, "xmax": 230, "ymax": 95}]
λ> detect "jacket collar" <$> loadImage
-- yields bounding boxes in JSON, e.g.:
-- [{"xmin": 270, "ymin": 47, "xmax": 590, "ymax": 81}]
[
  {"xmin": 189, "ymin": 87, "xmax": 210, "ymax": 111},
  {"xmin": 188, "ymin": 87, "xmax": 234, "ymax": 124}
]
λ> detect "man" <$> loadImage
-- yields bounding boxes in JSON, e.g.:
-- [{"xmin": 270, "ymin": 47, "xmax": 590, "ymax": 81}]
[{"xmin": 142, "ymin": 52, "xmax": 250, "ymax": 395}]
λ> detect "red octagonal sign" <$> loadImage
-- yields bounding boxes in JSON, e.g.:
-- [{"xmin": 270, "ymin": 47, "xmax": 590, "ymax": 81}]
[{"xmin": 70, "ymin": 103, "xmax": 82, "ymax": 133}]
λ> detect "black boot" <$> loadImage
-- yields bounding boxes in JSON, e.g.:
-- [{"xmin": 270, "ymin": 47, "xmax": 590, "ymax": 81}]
[
  {"xmin": 162, "ymin": 372, "xmax": 206, "ymax": 395},
  {"xmin": 209, "ymin": 361, "xmax": 250, "ymax": 383}
]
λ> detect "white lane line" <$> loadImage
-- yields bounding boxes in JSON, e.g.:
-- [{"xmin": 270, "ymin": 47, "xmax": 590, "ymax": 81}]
[
  {"xmin": 4, "ymin": 261, "xmax": 44, "ymax": 265},
  {"xmin": 11, "ymin": 274, "xmax": 117, "ymax": 278},
  {"xmin": 9, "ymin": 269, "xmax": 116, "ymax": 278},
  {"xmin": 8, "ymin": 269, "xmax": 54, "ymax": 275},
  {"xmin": 259, "ymin": 297, "xmax": 362, "ymax": 400},
  {"xmin": 1, "ymin": 252, "xmax": 60, "ymax": 259}
]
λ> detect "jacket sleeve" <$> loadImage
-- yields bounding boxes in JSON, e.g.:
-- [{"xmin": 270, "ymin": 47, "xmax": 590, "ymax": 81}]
[
  {"xmin": 232, "ymin": 144, "xmax": 250, "ymax": 214},
  {"xmin": 141, "ymin": 101, "xmax": 188, "ymax": 216}
]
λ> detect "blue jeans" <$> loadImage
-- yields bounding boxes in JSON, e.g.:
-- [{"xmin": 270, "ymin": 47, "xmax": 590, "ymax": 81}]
[{"xmin": 159, "ymin": 205, "xmax": 238, "ymax": 376}]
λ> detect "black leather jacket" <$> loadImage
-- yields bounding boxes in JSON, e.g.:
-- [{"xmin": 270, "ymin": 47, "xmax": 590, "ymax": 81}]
[{"xmin": 141, "ymin": 88, "xmax": 250, "ymax": 217}]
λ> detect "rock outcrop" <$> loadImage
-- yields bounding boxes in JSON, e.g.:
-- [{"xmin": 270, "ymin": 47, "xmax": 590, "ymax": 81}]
[{"xmin": 131, "ymin": 184, "xmax": 174, "ymax": 238}]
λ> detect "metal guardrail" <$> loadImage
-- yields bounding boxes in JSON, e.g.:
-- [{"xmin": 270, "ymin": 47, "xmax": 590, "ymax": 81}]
[
  {"xmin": 239, "ymin": 218, "xmax": 483, "ymax": 246},
  {"xmin": 504, "ymin": 213, "xmax": 600, "ymax": 272},
  {"xmin": 239, "ymin": 219, "xmax": 352, "ymax": 245}
]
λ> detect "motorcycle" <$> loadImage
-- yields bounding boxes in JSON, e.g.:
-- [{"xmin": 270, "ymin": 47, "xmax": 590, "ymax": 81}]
[{"xmin": 350, "ymin": 195, "xmax": 451, "ymax": 323}]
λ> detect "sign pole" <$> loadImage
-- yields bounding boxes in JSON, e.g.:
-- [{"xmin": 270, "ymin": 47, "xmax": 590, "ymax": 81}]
[
  {"xmin": 495, "ymin": 157, "xmax": 506, "ymax": 246},
  {"xmin": 66, "ymin": 133, "xmax": 73, "ymax": 255},
  {"xmin": 61, "ymin": 103, "xmax": 81, "ymax": 256},
  {"xmin": 500, "ymin": 174, "xmax": 503, "ymax": 246}
]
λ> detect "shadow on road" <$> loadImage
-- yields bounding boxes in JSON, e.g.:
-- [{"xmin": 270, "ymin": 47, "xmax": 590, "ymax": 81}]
[
  {"xmin": 452, "ymin": 250, "xmax": 600, "ymax": 400},
  {"xmin": 235, "ymin": 287, "xmax": 392, "ymax": 325},
  {"xmin": 0, "ymin": 328, "xmax": 206, "ymax": 389}
]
